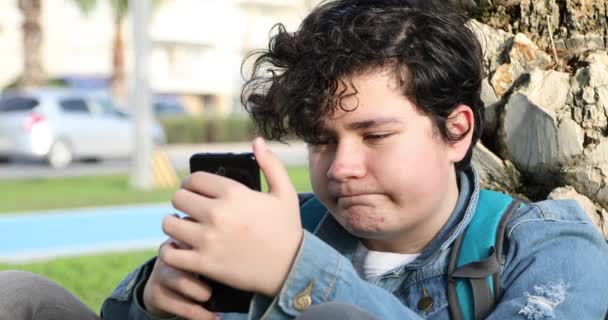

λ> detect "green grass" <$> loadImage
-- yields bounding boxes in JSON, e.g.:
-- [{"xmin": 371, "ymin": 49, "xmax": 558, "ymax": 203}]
[
  {"xmin": 0, "ymin": 166, "xmax": 311, "ymax": 214},
  {"xmin": 0, "ymin": 167, "xmax": 312, "ymax": 312},
  {"xmin": 0, "ymin": 250, "xmax": 157, "ymax": 314}
]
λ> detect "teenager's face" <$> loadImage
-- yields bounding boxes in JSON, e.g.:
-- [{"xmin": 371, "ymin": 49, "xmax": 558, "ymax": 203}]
[{"xmin": 308, "ymin": 69, "xmax": 471, "ymax": 252}]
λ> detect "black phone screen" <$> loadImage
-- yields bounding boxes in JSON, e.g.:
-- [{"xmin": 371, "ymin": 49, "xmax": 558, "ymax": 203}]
[{"xmin": 189, "ymin": 152, "xmax": 261, "ymax": 191}]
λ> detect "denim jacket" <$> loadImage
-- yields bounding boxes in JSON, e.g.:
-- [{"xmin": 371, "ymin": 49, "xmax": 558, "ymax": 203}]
[{"xmin": 101, "ymin": 167, "xmax": 608, "ymax": 319}]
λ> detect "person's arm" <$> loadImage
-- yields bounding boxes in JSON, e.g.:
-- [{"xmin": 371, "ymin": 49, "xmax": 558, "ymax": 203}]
[
  {"xmin": 248, "ymin": 230, "xmax": 425, "ymax": 320},
  {"xmin": 487, "ymin": 200, "xmax": 608, "ymax": 319}
]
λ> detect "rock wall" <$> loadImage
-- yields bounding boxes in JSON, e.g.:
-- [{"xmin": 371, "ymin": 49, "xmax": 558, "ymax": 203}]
[{"xmin": 464, "ymin": 4, "xmax": 608, "ymax": 238}]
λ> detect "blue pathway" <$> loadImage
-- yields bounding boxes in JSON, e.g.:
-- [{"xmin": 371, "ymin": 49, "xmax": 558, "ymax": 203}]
[{"xmin": 0, "ymin": 203, "xmax": 177, "ymax": 263}]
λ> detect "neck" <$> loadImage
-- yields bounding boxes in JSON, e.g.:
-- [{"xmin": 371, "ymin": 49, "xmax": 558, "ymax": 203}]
[{"xmin": 363, "ymin": 169, "xmax": 460, "ymax": 253}]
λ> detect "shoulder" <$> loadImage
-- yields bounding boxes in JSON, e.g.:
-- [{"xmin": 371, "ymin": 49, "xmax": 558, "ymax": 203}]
[{"xmin": 506, "ymin": 199, "xmax": 593, "ymax": 232}]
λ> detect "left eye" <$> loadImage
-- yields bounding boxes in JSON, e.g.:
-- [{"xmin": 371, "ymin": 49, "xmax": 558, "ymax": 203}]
[{"xmin": 364, "ymin": 133, "xmax": 392, "ymax": 141}]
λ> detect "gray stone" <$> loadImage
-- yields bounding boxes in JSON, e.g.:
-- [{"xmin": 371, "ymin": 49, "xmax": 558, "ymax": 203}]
[
  {"xmin": 557, "ymin": 118, "xmax": 584, "ymax": 164},
  {"xmin": 503, "ymin": 93, "xmax": 560, "ymax": 176},
  {"xmin": 508, "ymin": 33, "xmax": 552, "ymax": 77},
  {"xmin": 490, "ymin": 64, "xmax": 514, "ymax": 97},
  {"xmin": 467, "ymin": 20, "xmax": 513, "ymax": 75},
  {"xmin": 582, "ymin": 104, "xmax": 607, "ymax": 134},
  {"xmin": 563, "ymin": 165, "xmax": 605, "ymax": 199},
  {"xmin": 503, "ymin": 69, "xmax": 581, "ymax": 180},
  {"xmin": 519, "ymin": 69, "xmax": 570, "ymax": 115},
  {"xmin": 472, "ymin": 142, "xmax": 521, "ymax": 193},
  {"xmin": 582, "ymin": 87, "xmax": 596, "ymax": 104},
  {"xmin": 588, "ymin": 61, "xmax": 608, "ymax": 88},
  {"xmin": 481, "ymin": 77, "xmax": 499, "ymax": 106},
  {"xmin": 599, "ymin": 86, "xmax": 608, "ymax": 114},
  {"xmin": 585, "ymin": 34, "xmax": 606, "ymax": 50},
  {"xmin": 589, "ymin": 139, "xmax": 608, "ymax": 166},
  {"xmin": 565, "ymin": 34, "xmax": 589, "ymax": 52},
  {"xmin": 547, "ymin": 186, "xmax": 608, "ymax": 239},
  {"xmin": 585, "ymin": 51, "xmax": 608, "ymax": 66},
  {"xmin": 490, "ymin": 34, "xmax": 554, "ymax": 98},
  {"xmin": 481, "ymin": 78, "xmax": 500, "ymax": 135}
]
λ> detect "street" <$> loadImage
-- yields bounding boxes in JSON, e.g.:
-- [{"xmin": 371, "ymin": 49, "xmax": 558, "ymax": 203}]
[{"xmin": 0, "ymin": 141, "xmax": 308, "ymax": 179}]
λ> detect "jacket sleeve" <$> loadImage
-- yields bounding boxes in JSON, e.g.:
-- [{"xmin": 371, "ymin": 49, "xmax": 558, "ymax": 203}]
[
  {"xmin": 248, "ymin": 230, "xmax": 425, "ymax": 320},
  {"xmin": 100, "ymin": 257, "xmax": 181, "ymax": 320},
  {"xmin": 487, "ymin": 200, "xmax": 608, "ymax": 319}
]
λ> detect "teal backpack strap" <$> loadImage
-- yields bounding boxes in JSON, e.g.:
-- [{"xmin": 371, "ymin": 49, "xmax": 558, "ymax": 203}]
[
  {"xmin": 298, "ymin": 193, "xmax": 327, "ymax": 233},
  {"xmin": 447, "ymin": 189, "xmax": 523, "ymax": 320}
]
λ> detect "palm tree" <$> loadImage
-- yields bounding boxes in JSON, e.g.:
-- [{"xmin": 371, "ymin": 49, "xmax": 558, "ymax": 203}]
[
  {"xmin": 71, "ymin": 0, "xmax": 163, "ymax": 103},
  {"xmin": 17, "ymin": 0, "xmax": 45, "ymax": 88},
  {"xmin": 70, "ymin": 0, "xmax": 132, "ymax": 102}
]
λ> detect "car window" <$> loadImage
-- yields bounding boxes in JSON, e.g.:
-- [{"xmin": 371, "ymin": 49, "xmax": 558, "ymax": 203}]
[
  {"xmin": 89, "ymin": 98, "xmax": 118, "ymax": 116},
  {"xmin": 0, "ymin": 96, "xmax": 39, "ymax": 112},
  {"xmin": 59, "ymin": 98, "xmax": 90, "ymax": 114}
]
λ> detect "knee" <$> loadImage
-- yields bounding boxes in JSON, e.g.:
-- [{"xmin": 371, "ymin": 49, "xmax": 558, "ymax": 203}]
[
  {"xmin": 0, "ymin": 270, "xmax": 60, "ymax": 299},
  {"xmin": 295, "ymin": 302, "xmax": 378, "ymax": 320}
]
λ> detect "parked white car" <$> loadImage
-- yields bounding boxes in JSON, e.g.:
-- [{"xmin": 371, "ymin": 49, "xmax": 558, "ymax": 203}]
[{"xmin": 0, "ymin": 88, "xmax": 166, "ymax": 168}]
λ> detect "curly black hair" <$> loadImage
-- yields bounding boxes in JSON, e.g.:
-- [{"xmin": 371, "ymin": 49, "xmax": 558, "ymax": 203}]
[{"xmin": 241, "ymin": 0, "xmax": 484, "ymax": 170}]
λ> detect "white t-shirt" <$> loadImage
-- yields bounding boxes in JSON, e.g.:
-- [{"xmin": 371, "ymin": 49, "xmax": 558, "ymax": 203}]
[{"xmin": 353, "ymin": 242, "xmax": 421, "ymax": 282}]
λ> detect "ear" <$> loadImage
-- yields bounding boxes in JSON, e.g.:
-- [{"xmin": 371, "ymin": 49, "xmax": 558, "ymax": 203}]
[{"xmin": 446, "ymin": 104, "xmax": 474, "ymax": 163}]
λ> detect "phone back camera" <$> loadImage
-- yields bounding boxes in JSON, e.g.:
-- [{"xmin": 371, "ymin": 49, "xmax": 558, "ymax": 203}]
[{"xmin": 216, "ymin": 166, "xmax": 227, "ymax": 175}]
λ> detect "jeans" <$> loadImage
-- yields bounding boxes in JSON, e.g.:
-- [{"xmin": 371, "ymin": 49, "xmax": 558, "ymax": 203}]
[{"xmin": 0, "ymin": 270, "xmax": 99, "ymax": 320}]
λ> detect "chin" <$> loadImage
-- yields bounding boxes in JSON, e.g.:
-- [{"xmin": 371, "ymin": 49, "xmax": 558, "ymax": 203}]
[{"xmin": 335, "ymin": 206, "xmax": 386, "ymax": 236}]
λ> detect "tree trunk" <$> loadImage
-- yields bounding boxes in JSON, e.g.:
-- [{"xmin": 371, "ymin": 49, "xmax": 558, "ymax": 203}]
[
  {"xmin": 111, "ymin": 16, "xmax": 127, "ymax": 104},
  {"xmin": 18, "ymin": 0, "xmax": 45, "ymax": 88}
]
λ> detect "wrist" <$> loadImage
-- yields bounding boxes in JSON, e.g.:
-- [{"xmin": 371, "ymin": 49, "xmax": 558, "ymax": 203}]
[{"xmin": 264, "ymin": 228, "xmax": 305, "ymax": 296}]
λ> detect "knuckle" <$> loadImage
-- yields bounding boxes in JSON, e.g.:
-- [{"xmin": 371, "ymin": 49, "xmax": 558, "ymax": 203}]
[
  {"xmin": 174, "ymin": 275, "xmax": 189, "ymax": 292},
  {"xmin": 180, "ymin": 175, "xmax": 192, "ymax": 189},
  {"xmin": 200, "ymin": 287, "xmax": 212, "ymax": 302},
  {"xmin": 171, "ymin": 188, "xmax": 187, "ymax": 209},
  {"xmin": 183, "ymin": 304, "xmax": 204, "ymax": 319},
  {"xmin": 225, "ymin": 183, "xmax": 244, "ymax": 197},
  {"xmin": 158, "ymin": 244, "xmax": 171, "ymax": 263},
  {"xmin": 161, "ymin": 216, "xmax": 174, "ymax": 235},
  {"xmin": 191, "ymin": 171, "xmax": 207, "ymax": 184}
]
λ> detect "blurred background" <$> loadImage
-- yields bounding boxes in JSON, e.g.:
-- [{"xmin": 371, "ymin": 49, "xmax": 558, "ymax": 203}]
[
  {"xmin": 0, "ymin": 0, "xmax": 607, "ymax": 314},
  {"xmin": 0, "ymin": 0, "xmax": 316, "ymax": 312}
]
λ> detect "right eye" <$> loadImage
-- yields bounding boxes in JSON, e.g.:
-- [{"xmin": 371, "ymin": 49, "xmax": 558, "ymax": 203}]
[{"xmin": 306, "ymin": 136, "xmax": 336, "ymax": 151}]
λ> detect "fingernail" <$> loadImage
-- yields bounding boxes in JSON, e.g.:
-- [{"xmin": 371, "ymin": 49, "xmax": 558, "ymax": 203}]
[{"xmin": 254, "ymin": 137, "xmax": 267, "ymax": 151}]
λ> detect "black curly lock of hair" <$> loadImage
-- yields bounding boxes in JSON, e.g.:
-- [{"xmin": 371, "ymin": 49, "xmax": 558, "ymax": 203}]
[{"xmin": 241, "ymin": 0, "xmax": 485, "ymax": 170}]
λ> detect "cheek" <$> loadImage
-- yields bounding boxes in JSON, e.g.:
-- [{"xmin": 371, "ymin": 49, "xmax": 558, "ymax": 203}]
[
  {"xmin": 308, "ymin": 152, "xmax": 329, "ymax": 194},
  {"xmin": 374, "ymin": 140, "xmax": 450, "ymax": 199}
]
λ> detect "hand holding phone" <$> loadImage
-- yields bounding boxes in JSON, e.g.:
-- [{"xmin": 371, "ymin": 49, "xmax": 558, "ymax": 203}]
[
  {"xmin": 162, "ymin": 138, "xmax": 303, "ymax": 315},
  {"xmin": 188, "ymin": 152, "xmax": 260, "ymax": 313}
]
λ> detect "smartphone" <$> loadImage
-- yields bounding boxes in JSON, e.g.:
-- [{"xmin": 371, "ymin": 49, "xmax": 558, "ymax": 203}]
[{"xmin": 188, "ymin": 152, "xmax": 259, "ymax": 313}]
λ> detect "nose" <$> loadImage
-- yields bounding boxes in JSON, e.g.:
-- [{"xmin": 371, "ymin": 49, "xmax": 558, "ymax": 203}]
[{"xmin": 327, "ymin": 142, "xmax": 366, "ymax": 182}]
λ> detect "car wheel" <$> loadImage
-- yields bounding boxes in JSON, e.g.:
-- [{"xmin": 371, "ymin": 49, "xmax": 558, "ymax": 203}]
[{"xmin": 47, "ymin": 140, "xmax": 73, "ymax": 169}]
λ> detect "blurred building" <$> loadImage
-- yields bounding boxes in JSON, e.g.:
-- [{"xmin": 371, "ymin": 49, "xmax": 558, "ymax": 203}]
[{"xmin": 0, "ymin": 0, "xmax": 320, "ymax": 115}]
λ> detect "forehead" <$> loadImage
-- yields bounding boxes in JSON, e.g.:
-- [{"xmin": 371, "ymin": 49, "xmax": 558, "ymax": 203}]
[{"xmin": 322, "ymin": 69, "xmax": 417, "ymax": 127}]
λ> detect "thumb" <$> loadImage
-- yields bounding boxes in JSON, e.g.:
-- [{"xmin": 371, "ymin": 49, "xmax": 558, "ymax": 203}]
[{"xmin": 252, "ymin": 137, "xmax": 295, "ymax": 196}]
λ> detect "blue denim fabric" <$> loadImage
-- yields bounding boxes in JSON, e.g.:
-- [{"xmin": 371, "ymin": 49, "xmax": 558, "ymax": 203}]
[{"xmin": 101, "ymin": 167, "xmax": 608, "ymax": 320}]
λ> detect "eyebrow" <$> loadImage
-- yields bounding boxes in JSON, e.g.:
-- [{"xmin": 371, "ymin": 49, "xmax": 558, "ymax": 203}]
[{"xmin": 345, "ymin": 117, "xmax": 403, "ymax": 130}]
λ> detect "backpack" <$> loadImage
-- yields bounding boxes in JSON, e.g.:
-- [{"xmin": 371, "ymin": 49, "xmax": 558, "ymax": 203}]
[{"xmin": 298, "ymin": 189, "xmax": 522, "ymax": 320}]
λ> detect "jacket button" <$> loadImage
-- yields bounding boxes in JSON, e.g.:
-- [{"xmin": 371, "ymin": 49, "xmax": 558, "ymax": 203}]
[
  {"xmin": 293, "ymin": 281, "xmax": 314, "ymax": 311},
  {"xmin": 417, "ymin": 288, "xmax": 433, "ymax": 312}
]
